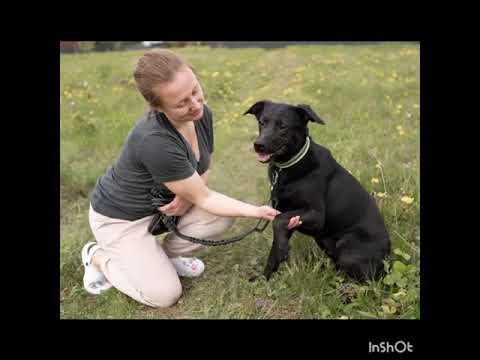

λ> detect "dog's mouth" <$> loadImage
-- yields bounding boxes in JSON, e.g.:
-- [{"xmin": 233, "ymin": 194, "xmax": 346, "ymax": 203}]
[
  {"xmin": 255, "ymin": 145, "xmax": 287, "ymax": 163},
  {"xmin": 256, "ymin": 153, "xmax": 272, "ymax": 163}
]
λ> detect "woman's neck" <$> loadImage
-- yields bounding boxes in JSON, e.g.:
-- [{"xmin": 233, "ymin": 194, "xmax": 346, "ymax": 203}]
[{"xmin": 164, "ymin": 114, "xmax": 194, "ymax": 133}]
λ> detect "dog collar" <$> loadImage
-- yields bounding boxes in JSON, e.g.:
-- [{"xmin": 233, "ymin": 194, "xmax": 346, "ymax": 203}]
[{"xmin": 273, "ymin": 137, "xmax": 310, "ymax": 169}]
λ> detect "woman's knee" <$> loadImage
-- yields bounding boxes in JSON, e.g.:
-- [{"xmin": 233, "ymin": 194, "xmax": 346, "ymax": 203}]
[{"xmin": 143, "ymin": 278, "xmax": 183, "ymax": 308}]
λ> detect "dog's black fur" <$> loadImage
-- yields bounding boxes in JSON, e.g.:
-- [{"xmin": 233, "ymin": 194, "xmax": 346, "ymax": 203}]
[{"xmin": 244, "ymin": 100, "xmax": 390, "ymax": 282}]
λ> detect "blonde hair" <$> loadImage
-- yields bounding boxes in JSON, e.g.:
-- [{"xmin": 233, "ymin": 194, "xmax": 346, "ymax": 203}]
[{"xmin": 133, "ymin": 49, "xmax": 197, "ymax": 110}]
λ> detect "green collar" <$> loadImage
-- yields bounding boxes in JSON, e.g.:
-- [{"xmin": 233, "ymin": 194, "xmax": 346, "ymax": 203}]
[{"xmin": 273, "ymin": 137, "xmax": 311, "ymax": 169}]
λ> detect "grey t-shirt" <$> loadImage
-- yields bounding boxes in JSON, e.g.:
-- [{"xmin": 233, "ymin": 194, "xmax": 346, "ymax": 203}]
[{"xmin": 90, "ymin": 104, "xmax": 214, "ymax": 221}]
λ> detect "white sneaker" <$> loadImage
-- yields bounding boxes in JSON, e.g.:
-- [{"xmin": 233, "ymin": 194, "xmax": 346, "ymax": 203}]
[
  {"xmin": 170, "ymin": 256, "xmax": 205, "ymax": 277},
  {"xmin": 81, "ymin": 242, "xmax": 112, "ymax": 295}
]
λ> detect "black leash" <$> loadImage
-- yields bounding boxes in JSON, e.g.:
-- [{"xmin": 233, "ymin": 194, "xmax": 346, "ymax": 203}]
[
  {"xmin": 158, "ymin": 171, "xmax": 283, "ymax": 246},
  {"xmin": 158, "ymin": 168, "xmax": 283, "ymax": 246},
  {"xmin": 150, "ymin": 212, "xmax": 270, "ymax": 246}
]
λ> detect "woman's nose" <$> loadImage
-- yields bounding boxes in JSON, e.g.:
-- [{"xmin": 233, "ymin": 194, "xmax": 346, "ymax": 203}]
[{"xmin": 190, "ymin": 96, "xmax": 202, "ymax": 109}]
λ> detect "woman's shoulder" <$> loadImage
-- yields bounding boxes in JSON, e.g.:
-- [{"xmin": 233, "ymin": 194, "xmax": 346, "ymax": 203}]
[
  {"xmin": 133, "ymin": 112, "xmax": 179, "ymax": 145},
  {"xmin": 135, "ymin": 111, "xmax": 168, "ymax": 134}
]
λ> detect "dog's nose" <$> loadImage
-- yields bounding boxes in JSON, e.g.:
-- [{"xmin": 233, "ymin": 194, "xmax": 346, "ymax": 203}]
[{"xmin": 254, "ymin": 142, "xmax": 266, "ymax": 153}]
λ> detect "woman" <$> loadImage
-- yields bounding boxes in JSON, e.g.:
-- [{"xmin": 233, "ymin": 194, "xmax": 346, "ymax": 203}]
[{"xmin": 82, "ymin": 49, "xmax": 301, "ymax": 308}]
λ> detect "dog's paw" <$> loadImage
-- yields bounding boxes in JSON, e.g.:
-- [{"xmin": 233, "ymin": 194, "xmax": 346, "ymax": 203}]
[{"xmin": 263, "ymin": 268, "xmax": 274, "ymax": 281}]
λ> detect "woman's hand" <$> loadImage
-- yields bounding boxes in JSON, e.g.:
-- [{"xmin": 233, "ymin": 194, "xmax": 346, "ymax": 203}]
[
  {"xmin": 287, "ymin": 215, "xmax": 303, "ymax": 230},
  {"xmin": 159, "ymin": 195, "xmax": 193, "ymax": 216},
  {"xmin": 256, "ymin": 206, "xmax": 281, "ymax": 221},
  {"xmin": 256, "ymin": 207, "xmax": 303, "ymax": 229}
]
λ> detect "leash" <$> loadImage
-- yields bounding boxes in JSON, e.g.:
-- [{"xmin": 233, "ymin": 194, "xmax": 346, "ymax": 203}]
[
  {"xmin": 150, "ymin": 189, "xmax": 272, "ymax": 246},
  {"xmin": 150, "ymin": 212, "xmax": 271, "ymax": 246}
]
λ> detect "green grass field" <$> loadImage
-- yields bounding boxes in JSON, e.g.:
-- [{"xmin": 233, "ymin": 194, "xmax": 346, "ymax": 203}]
[{"xmin": 60, "ymin": 43, "xmax": 420, "ymax": 319}]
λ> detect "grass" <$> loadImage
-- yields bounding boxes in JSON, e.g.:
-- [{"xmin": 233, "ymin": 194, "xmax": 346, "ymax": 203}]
[{"xmin": 60, "ymin": 43, "xmax": 420, "ymax": 319}]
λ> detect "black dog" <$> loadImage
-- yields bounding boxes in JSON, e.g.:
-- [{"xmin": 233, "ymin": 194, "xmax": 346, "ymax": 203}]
[{"xmin": 244, "ymin": 100, "xmax": 390, "ymax": 282}]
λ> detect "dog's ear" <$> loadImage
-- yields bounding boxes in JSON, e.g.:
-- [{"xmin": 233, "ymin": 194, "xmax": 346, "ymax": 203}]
[
  {"xmin": 243, "ymin": 100, "xmax": 267, "ymax": 119},
  {"xmin": 296, "ymin": 104, "xmax": 325, "ymax": 124}
]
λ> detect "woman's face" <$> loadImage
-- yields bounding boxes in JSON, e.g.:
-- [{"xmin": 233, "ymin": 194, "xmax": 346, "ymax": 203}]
[{"xmin": 154, "ymin": 66, "xmax": 205, "ymax": 123}]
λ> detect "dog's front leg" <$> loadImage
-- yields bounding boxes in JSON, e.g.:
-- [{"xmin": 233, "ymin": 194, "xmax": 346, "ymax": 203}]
[
  {"xmin": 262, "ymin": 210, "xmax": 313, "ymax": 280},
  {"xmin": 261, "ymin": 209, "xmax": 325, "ymax": 280}
]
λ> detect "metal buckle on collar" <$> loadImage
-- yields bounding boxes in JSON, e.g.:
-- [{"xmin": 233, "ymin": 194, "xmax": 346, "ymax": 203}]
[{"xmin": 271, "ymin": 168, "xmax": 281, "ymax": 190}]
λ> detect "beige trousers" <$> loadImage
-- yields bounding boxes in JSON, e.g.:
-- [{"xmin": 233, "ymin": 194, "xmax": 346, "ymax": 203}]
[{"xmin": 88, "ymin": 204, "xmax": 235, "ymax": 308}]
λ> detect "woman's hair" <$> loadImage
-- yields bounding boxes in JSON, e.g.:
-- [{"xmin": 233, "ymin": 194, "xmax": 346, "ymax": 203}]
[{"xmin": 133, "ymin": 49, "xmax": 197, "ymax": 111}]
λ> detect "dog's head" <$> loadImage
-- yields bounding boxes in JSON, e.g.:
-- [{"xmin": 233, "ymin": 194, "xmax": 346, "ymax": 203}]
[{"xmin": 243, "ymin": 100, "xmax": 325, "ymax": 163}]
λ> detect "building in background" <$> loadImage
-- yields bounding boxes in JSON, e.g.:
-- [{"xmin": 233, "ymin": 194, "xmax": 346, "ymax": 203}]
[{"xmin": 60, "ymin": 41, "xmax": 80, "ymax": 53}]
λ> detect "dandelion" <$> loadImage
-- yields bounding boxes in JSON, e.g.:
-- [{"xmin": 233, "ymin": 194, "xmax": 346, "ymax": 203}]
[
  {"xmin": 401, "ymin": 196, "xmax": 414, "ymax": 204},
  {"xmin": 377, "ymin": 192, "xmax": 387, "ymax": 198},
  {"xmin": 339, "ymin": 315, "xmax": 349, "ymax": 320},
  {"xmin": 224, "ymin": 71, "xmax": 232, "ymax": 78},
  {"xmin": 211, "ymin": 72, "xmax": 219, "ymax": 78},
  {"xmin": 413, "ymin": 104, "xmax": 419, "ymax": 108},
  {"xmin": 371, "ymin": 178, "xmax": 379, "ymax": 184},
  {"xmin": 317, "ymin": 89, "xmax": 322, "ymax": 95}
]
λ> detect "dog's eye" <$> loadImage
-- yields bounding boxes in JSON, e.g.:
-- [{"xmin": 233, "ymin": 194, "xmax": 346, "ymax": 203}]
[
  {"xmin": 277, "ymin": 122, "xmax": 287, "ymax": 130},
  {"xmin": 259, "ymin": 121, "xmax": 265, "ymax": 127}
]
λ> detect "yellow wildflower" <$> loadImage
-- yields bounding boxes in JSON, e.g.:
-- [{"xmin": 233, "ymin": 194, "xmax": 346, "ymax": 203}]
[{"xmin": 401, "ymin": 196, "xmax": 414, "ymax": 204}]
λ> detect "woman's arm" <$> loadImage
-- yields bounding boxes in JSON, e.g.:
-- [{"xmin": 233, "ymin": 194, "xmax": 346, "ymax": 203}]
[
  {"xmin": 200, "ymin": 169, "xmax": 210, "ymax": 185},
  {"xmin": 157, "ymin": 157, "xmax": 210, "ymax": 217},
  {"xmin": 162, "ymin": 171, "xmax": 279, "ymax": 221},
  {"xmin": 200, "ymin": 154, "xmax": 212, "ymax": 184}
]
